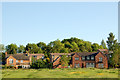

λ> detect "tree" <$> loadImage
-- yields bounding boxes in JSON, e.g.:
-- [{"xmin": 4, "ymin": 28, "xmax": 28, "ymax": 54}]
[
  {"xmin": 6, "ymin": 44, "xmax": 17, "ymax": 54},
  {"xmin": 0, "ymin": 44, "xmax": 4, "ymax": 52},
  {"xmin": 25, "ymin": 43, "xmax": 43, "ymax": 53},
  {"xmin": 48, "ymin": 39, "xmax": 64, "ymax": 53},
  {"xmin": 110, "ymin": 43, "xmax": 119, "ymax": 68},
  {"xmin": 101, "ymin": 39, "xmax": 107, "ymax": 49},
  {"xmin": 84, "ymin": 42, "xmax": 92, "ymax": 52},
  {"xmin": 18, "ymin": 45, "xmax": 25, "ymax": 53},
  {"xmin": 37, "ymin": 42, "xmax": 46, "ymax": 53},
  {"xmin": 71, "ymin": 42, "xmax": 79, "ymax": 52},
  {"xmin": 60, "ymin": 54, "xmax": 71, "ymax": 68},
  {"xmin": 106, "ymin": 32, "xmax": 117, "ymax": 50},
  {"xmin": 91, "ymin": 43, "xmax": 100, "ymax": 51}
]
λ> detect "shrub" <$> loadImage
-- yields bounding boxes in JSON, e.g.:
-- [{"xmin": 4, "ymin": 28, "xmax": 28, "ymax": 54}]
[{"xmin": 18, "ymin": 66, "xmax": 22, "ymax": 69}]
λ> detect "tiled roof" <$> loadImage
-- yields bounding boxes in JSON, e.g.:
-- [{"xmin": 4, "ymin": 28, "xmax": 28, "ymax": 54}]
[
  {"xmin": 6, "ymin": 53, "xmax": 29, "ymax": 60},
  {"xmin": 98, "ymin": 49, "xmax": 108, "ymax": 52},
  {"xmin": 29, "ymin": 54, "xmax": 44, "ymax": 56},
  {"xmin": 50, "ymin": 53, "xmax": 73, "ymax": 55},
  {"xmin": 76, "ymin": 52, "xmax": 98, "ymax": 56}
]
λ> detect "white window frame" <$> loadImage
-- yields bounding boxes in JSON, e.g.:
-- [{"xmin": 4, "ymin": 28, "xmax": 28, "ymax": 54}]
[
  {"xmin": 99, "ymin": 57, "xmax": 103, "ymax": 62},
  {"xmin": 91, "ymin": 56, "xmax": 94, "ymax": 60},
  {"xmin": 82, "ymin": 56, "xmax": 85, "ymax": 60},
  {"xmin": 87, "ymin": 56, "xmax": 90, "ymax": 60},
  {"xmin": 16, "ymin": 60, "xmax": 18, "ymax": 63},
  {"xmin": 21, "ymin": 60, "xmax": 23, "ymax": 63},
  {"xmin": 75, "ymin": 57, "xmax": 79, "ymax": 60},
  {"xmin": 9, "ymin": 59, "xmax": 13, "ymax": 64}
]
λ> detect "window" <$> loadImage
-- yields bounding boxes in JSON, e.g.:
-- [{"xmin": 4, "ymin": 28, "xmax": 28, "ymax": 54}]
[
  {"xmin": 82, "ymin": 56, "xmax": 85, "ymax": 60},
  {"xmin": 21, "ymin": 60, "xmax": 23, "ymax": 63},
  {"xmin": 98, "ymin": 63, "xmax": 104, "ymax": 68},
  {"xmin": 75, "ymin": 57, "xmax": 79, "ymax": 60},
  {"xmin": 74, "ymin": 63, "xmax": 80, "ymax": 68},
  {"xmin": 110, "ymin": 55, "xmax": 112, "ymax": 57},
  {"xmin": 33, "ymin": 56, "xmax": 37, "ymax": 58},
  {"xmin": 53, "ymin": 55, "xmax": 54, "ymax": 59},
  {"xmin": 99, "ymin": 57, "xmax": 103, "ymax": 62},
  {"xmin": 42, "ymin": 55, "xmax": 44, "ymax": 59},
  {"xmin": 86, "ymin": 63, "xmax": 95, "ymax": 68},
  {"xmin": 16, "ymin": 60, "xmax": 18, "ymax": 63},
  {"xmin": 9, "ymin": 59, "xmax": 13, "ymax": 64},
  {"xmin": 87, "ymin": 56, "xmax": 90, "ymax": 60},
  {"xmin": 91, "ymin": 56, "xmax": 94, "ymax": 60}
]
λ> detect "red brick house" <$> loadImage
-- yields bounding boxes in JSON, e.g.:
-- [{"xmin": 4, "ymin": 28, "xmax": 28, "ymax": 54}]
[
  {"xmin": 50, "ymin": 49, "xmax": 109, "ymax": 68},
  {"xmin": 72, "ymin": 52, "xmax": 108, "ymax": 68},
  {"xmin": 5, "ymin": 49, "xmax": 109, "ymax": 69},
  {"xmin": 5, "ymin": 52, "xmax": 44, "ymax": 69}
]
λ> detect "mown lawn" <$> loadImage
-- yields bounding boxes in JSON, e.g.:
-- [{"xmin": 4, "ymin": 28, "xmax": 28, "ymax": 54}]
[{"xmin": 2, "ymin": 68, "xmax": 119, "ymax": 78}]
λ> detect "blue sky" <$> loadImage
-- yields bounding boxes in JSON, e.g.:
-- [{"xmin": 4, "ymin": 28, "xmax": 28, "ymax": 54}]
[{"xmin": 2, "ymin": 2, "xmax": 118, "ymax": 46}]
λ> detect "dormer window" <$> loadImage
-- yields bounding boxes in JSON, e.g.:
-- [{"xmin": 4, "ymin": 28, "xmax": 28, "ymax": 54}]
[
  {"xmin": 82, "ymin": 56, "xmax": 85, "ymax": 60},
  {"xmin": 91, "ymin": 56, "xmax": 94, "ymax": 60},
  {"xmin": 87, "ymin": 56, "xmax": 90, "ymax": 60},
  {"xmin": 99, "ymin": 57, "xmax": 103, "ymax": 62}
]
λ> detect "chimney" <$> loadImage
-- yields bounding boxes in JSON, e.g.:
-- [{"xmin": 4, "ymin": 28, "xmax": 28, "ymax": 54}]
[{"xmin": 5, "ymin": 52, "xmax": 7, "ymax": 57}]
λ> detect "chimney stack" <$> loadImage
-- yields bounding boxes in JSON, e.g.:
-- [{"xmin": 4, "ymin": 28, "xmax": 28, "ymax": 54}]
[{"xmin": 5, "ymin": 52, "xmax": 7, "ymax": 57}]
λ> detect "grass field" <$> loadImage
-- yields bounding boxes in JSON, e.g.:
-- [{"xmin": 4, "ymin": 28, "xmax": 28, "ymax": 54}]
[{"xmin": 2, "ymin": 68, "xmax": 119, "ymax": 78}]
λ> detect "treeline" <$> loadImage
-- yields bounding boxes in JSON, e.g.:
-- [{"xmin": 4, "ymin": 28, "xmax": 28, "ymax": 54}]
[
  {"xmin": 4, "ymin": 38, "xmax": 107, "ymax": 54},
  {"xmin": 0, "ymin": 32, "xmax": 120, "ymax": 68}
]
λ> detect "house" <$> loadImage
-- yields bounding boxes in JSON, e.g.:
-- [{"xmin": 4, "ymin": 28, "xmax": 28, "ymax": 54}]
[
  {"xmin": 5, "ymin": 49, "xmax": 109, "ymax": 69},
  {"xmin": 72, "ymin": 52, "xmax": 108, "ymax": 68},
  {"xmin": 51, "ymin": 49, "xmax": 109, "ymax": 68},
  {"xmin": 5, "ymin": 52, "xmax": 30, "ymax": 69},
  {"xmin": 50, "ymin": 53, "xmax": 73, "ymax": 68},
  {"xmin": 5, "ymin": 52, "xmax": 44, "ymax": 69}
]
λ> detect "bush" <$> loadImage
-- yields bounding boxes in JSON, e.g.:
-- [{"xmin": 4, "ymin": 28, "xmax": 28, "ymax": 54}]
[
  {"xmin": 7, "ymin": 65, "xmax": 15, "ymax": 69},
  {"xmin": 18, "ymin": 66, "xmax": 22, "ymax": 69}
]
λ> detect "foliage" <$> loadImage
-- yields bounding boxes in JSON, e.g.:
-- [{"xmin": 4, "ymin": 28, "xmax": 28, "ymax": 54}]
[
  {"xmin": 0, "ymin": 44, "xmax": 4, "ymax": 52},
  {"xmin": 60, "ymin": 54, "xmax": 71, "ymax": 67},
  {"xmin": 110, "ymin": 43, "xmax": 120, "ymax": 68},
  {"xmin": 101, "ymin": 39, "xmax": 107, "ymax": 49},
  {"xmin": 6, "ymin": 44, "xmax": 17, "ymax": 54},
  {"xmin": 31, "ymin": 57, "xmax": 52, "ymax": 69},
  {"xmin": 25, "ymin": 43, "xmax": 43, "ymax": 53},
  {"xmin": 91, "ymin": 43, "xmax": 101, "ymax": 51},
  {"xmin": 18, "ymin": 45, "xmax": 25, "ymax": 53},
  {"xmin": 106, "ymin": 32, "xmax": 117, "ymax": 50}
]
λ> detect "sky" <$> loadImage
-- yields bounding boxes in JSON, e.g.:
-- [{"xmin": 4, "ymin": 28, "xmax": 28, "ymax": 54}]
[{"xmin": 2, "ymin": 2, "xmax": 118, "ymax": 46}]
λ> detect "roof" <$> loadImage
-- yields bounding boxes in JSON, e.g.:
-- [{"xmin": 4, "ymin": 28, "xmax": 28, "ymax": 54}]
[
  {"xmin": 6, "ymin": 53, "xmax": 29, "ymax": 60},
  {"xmin": 50, "ymin": 53, "xmax": 73, "ymax": 56},
  {"xmin": 29, "ymin": 54, "xmax": 44, "ymax": 56},
  {"xmin": 76, "ymin": 52, "xmax": 98, "ymax": 56},
  {"xmin": 98, "ymin": 49, "xmax": 108, "ymax": 52}
]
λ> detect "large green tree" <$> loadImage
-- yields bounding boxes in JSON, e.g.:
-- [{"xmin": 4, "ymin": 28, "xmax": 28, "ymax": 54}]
[
  {"xmin": 60, "ymin": 54, "xmax": 71, "ymax": 67},
  {"xmin": 110, "ymin": 43, "xmax": 120, "ymax": 68},
  {"xmin": 91, "ymin": 43, "xmax": 100, "ymax": 51},
  {"xmin": 18, "ymin": 45, "xmax": 25, "ymax": 53},
  {"xmin": 106, "ymin": 32, "xmax": 117, "ymax": 50},
  {"xmin": 25, "ymin": 43, "xmax": 43, "ymax": 53},
  {"xmin": 6, "ymin": 44, "xmax": 17, "ymax": 54},
  {"xmin": 0, "ymin": 44, "xmax": 4, "ymax": 52},
  {"xmin": 37, "ymin": 42, "xmax": 47, "ymax": 53},
  {"xmin": 48, "ymin": 39, "xmax": 64, "ymax": 53},
  {"xmin": 101, "ymin": 39, "xmax": 107, "ymax": 49}
]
